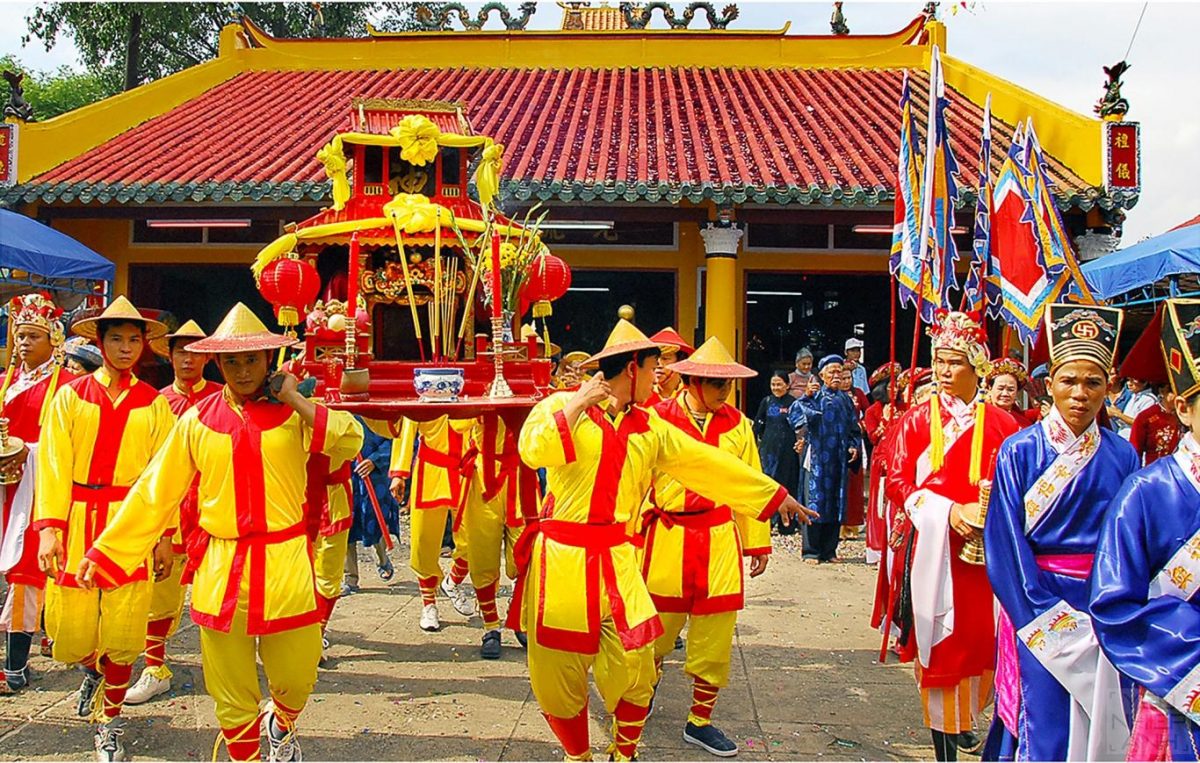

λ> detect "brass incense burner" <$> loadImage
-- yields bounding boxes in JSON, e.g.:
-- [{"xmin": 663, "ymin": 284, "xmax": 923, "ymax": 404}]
[
  {"xmin": 959, "ymin": 479, "xmax": 992, "ymax": 566},
  {"xmin": 0, "ymin": 418, "xmax": 27, "ymax": 485}
]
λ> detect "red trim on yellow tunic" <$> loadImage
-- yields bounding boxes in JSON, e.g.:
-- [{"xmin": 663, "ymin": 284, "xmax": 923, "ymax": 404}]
[
  {"xmin": 553, "ymin": 409, "xmax": 577, "ymax": 465},
  {"xmin": 319, "ymin": 461, "xmax": 353, "ymax": 537},
  {"xmin": 192, "ymin": 394, "xmax": 317, "ymax": 635},
  {"xmin": 756, "ymin": 485, "xmax": 788, "ymax": 522},
  {"xmin": 641, "ymin": 506, "xmax": 745, "ymax": 614},
  {"xmin": 309, "ymin": 404, "xmax": 328, "ymax": 455},
  {"xmin": 161, "ymin": 380, "xmax": 222, "ymax": 553},
  {"xmin": 585, "ymin": 406, "xmax": 651, "ymax": 524},
  {"xmin": 48, "ymin": 374, "xmax": 161, "ymax": 587},
  {"xmin": 412, "ymin": 428, "xmax": 466, "ymax": 510},
  {"xmin": 532, "ymin": 519, "xmax": 663, "ymax": 653}
]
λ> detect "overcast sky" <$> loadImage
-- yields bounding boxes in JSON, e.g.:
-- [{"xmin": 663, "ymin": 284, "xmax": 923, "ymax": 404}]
[{"xmin": 1, "ymin": 0, "xmax": 1196, "ymax": 243}]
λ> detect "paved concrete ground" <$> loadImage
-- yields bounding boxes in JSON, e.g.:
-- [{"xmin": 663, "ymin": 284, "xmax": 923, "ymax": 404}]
[{"xmin": 0, "ymin": 532, "xmax": 939, "ymax": 761}]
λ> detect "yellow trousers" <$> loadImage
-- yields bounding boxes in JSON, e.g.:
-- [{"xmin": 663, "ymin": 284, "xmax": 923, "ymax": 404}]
[
  {"xmin": 313, "ymin": 529, "xmax": 350, "ymax": 600},
  {"xmin": 409, "ymin": 507, "xmax": 469, "ymax": 583},
  {"xmin": 527, "ymin": 582, "xmax": 657, "ymax": 719},
  {"xmin": 147, "ymin": 554, "xmax": 187, "ymax": 630},
  {"xmin": 199, "ymin": 571, "xmax": 322, "ymax": 732},
  {"xmin": 653, "ymin": 610, "xmax": 737, "ymax": 688},
  {"xmin": 464, "ymin": 486, "xmax": 519, "ymax": 588},
  {"xmin": 45, "ymin": 580, "xmax": 152, "ymax": 666}
]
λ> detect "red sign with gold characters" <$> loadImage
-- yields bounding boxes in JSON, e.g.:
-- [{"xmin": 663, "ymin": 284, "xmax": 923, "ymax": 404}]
[
  {"xmin": 0, "ymin": 124, "xmax": 14, "ymax": 187},
  {"xmin": 1106, "ymin": 122, "xmax": 1140, "ymax": 191}
]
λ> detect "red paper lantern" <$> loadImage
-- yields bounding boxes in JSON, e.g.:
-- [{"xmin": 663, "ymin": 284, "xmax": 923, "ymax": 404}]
[
  {"xmin": 522, "ymin": 253, "xmax": 571, "ymax": 319},
  {"xmin": 259, "ymin": 256, "xmax": 321, "ymax": 327}
]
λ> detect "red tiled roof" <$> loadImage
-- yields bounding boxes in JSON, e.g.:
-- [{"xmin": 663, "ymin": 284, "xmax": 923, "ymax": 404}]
[
  {"xmin": 349, "ymin": 100, "xmax": 470, "ymax": 135},
  {"xmin": 15, "ymin": 67, "xmax": 1105, "ymax": 209}
]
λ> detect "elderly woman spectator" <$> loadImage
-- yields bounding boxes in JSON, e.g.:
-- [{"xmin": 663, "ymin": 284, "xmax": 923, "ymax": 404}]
[{"xmin": 788, "ymin": 347, "xmax": 815, "ymax": 398}]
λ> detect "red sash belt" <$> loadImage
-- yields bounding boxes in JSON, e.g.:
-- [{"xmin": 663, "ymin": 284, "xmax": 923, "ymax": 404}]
[
  {"xmin": 72, "ymin": 482, "xmax": 131, "ymax": 551},
  {"xmin": 642, "ymin": 505, "xmax": 732, "ymax": 531},
  {"xmin": 184, "ymin": 520, "xmax": 307, "ymax": 584},
  {"xmin": 505, "ymin": 508, "xmax": 633, "ymax": 632},
  {"xmin": 71, "ymin": 483, "xmax": 131, "ymax": 503},
  {"xmin": 419, "ymin": 444, "xmax": 462, "ymax": 471}
]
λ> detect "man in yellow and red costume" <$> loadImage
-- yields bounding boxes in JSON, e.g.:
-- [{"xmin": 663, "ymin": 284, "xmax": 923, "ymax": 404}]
[
  {"xmin": 884, "ymin": 311, "xmax": 1020, "ymax": 760},
  {"xmin": 641, "ymin": 336, "xmax": 773, "ymax": 757},
  {"xmin": 0, "ymin": 294, "xmax": 72, "ymax": 695},
  {"xmin": 514, "ymin": 319, "xmax": 814, "ymax": 761},
  {"xmin": 125, "ymin": 320, "xmax": 222, "ymax": 706},
  {"xmin": 389, "ymin": 415, "xmax": 475, "ymax": 631},
  {"xmin": 76, "ymin": 303, "xmax": 363, "ymax": 762},
  {"xmin": 33, "ymin": 296, "xmax": 174, "ymax": 761}
]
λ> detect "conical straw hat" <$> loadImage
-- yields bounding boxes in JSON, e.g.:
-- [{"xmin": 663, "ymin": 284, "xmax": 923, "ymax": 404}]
[
  {"xmin": 71, "ymin": 296, "xmax": 168, "ymax": 342},
  {"xmin": 666, "ymin": 337, "xmax": 756, "ymax": 379},
  {"xmin": 152, "ymin": 319, "xmax": 208, "ymax": 358},
  {"xmin": 582, "ymin": 319, "xmax": 665, "ymax": 368},
  {"xmin": 649, "ymin": 326, "xmax": 695, "ymax": 357},
  {"xmin": 186, "ymin": 303, "xmax": 296, "ymax": 354},
  {"xmin": 166, "ymin": 319, "xmax": 207, "ymax": 340}
]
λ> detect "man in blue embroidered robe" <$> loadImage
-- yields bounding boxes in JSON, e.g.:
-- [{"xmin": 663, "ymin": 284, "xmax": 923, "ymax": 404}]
[
  {"xmin": 793, "ymin": 354, "xmax": 857, "ymax": 563},
  {"xmin": 983, "ymin": 304, "xmax": 1140, "ymax": 761},
  {"xmin": 1091, "ymin": 298, "xmax": 1200, "ymax": 761}
]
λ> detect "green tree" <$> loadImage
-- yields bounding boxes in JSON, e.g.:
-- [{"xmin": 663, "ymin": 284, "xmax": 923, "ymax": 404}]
[
  {"xmin": 24, "ymin": 3, "xmax": 429, "ymax": 92},
  {"xmin": 0, "ymin": 55, "xmax": 118, "ymax": 120}
]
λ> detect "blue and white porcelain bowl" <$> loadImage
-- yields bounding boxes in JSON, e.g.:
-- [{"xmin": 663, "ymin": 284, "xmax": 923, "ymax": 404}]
[{"xmin": 413, "ymin": 367, "xmax": 465, "ymax": 402}]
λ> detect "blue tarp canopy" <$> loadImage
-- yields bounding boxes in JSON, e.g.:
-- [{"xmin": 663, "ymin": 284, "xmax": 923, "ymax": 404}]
[
  {"xmin": 0, "ymin": 209, "xmax": 114, "ymax": 281},
  {"xmin": 1082, "ymin": 218, "xmax": 1200, "ymax": 301}
]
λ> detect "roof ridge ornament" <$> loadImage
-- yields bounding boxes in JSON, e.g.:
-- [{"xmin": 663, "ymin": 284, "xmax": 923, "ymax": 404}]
[
  {"xmin": 1094, "ymin": 61, "xmax": 1131, "ymax": 121},
  {"xmin": 2, "ymin": 70, "xmax": 34, "ymax": 122},
  {"xmin": 619, "ymin": 2, "xmax": 740, "ymax": 30},
  {"xmin": 412, "ymin": 2, "xmax": 538, "ymax": 31},
  {"xmin": 830, "ymin": 2, "xmax": 850, "ymax": 35}
]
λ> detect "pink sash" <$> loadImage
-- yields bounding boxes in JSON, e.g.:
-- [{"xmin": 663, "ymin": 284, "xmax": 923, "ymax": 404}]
[
  {"xmin": 1126, "ymin": 692, "xmax": 1171, "ymax": 762},
  {"xmin": 995, "ymin": 554, "xmax": 1095, "ymax": 734}
]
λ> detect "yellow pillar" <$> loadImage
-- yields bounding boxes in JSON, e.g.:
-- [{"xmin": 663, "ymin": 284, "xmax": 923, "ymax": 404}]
[{"xmin": 699, "ymin": 223, "xmax": 743, "ymax": 355}]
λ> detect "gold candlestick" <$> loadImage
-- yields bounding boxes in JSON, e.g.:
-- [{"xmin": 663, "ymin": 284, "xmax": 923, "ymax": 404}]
[
  {"xmin": 959, "ymin": 479, "xmax": 992, "ymax": 566},
  {"xmin": 0, "ymin": 418, "xmax": 26, "ymax": 485},
  {"xmin": 488, "ymin": 315, "xmax": 513, "ymax": 399}
]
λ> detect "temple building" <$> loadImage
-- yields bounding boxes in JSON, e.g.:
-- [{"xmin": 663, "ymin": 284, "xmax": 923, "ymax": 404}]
[{"xmin": 0, "ymin": 3, "xmax": 1139, "ymax": 405}]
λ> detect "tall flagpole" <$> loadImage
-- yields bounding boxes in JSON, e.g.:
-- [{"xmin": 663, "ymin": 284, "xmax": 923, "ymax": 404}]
[{"xmin": 915, "ymin": 45, "xmax": 942, "ymax": 310}]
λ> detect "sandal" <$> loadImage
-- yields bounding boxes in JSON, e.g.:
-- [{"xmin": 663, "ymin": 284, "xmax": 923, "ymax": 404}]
[{"xmin": 377, "ymin": 560, "xmax": 395, "ymax": 581}]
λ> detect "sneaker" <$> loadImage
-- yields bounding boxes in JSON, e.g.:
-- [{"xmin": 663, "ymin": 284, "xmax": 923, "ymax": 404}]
[
  {"xmin": 263, "ymin": 707, "xmax": 302, "ymax": 762},
  {"xmin": 94, "ymin": 722, "xmax": 127, "ymax": 762},
  {"xmin": 124, "ymin": 666, "xmax": 171, "ymax": 705},
  {"xmin": 683, "ymin": 722, "xmax": 738, "ymax": 757},
  {"xmin": 440, "ymin": 577, "xmax": 476, "ymax": 617},
  {"xmin": 319, "ymin": 636, "xmax": 331, "ymax": 667},
  {"xmin": 420, "ymin": 603, "xmax": 441, "ymax": 632},
  {"xmin": 40, "ymin": 637, "xmax": 53, "ymax": 657},
  {"xmin": 339, "ymin": 582, "xmax": 359, "ymax": 597},
  {"xmin": 481, "ymin": 629, "xmax": 502, "ymax": 660},
  {"xmin": 675, "ymin": 635, "xmax": 685, "ymax": 650},
  {"xmin": 77, "ymin": 669, "xmax": 102, "ymax": 718}
]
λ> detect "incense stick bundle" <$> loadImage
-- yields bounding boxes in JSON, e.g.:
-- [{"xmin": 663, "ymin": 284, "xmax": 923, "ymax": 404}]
[{"xmin": 390, "ymin": 219, "xmax": 425, "ymax": 362}]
